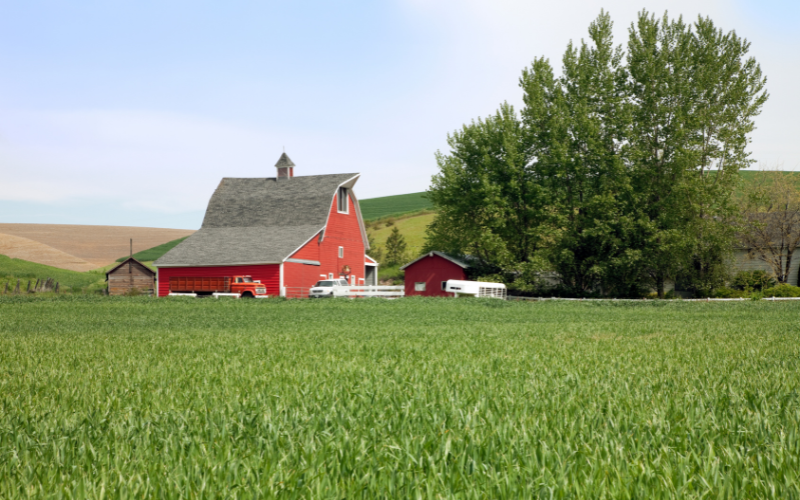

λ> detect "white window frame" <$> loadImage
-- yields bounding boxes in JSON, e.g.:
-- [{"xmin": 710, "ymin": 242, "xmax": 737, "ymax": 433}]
[
  {"xmin": 337, "ymin": 187, "xmax": 349, "ymax": 214},
  {"xmin": 328, "ymin": 273, "xmax": 334, "ymax": 280},
  {"xmin": 339, "ymin": 246, "xmax": 344, "ymax": 258},
  {"xmin": 415, "ymin": 282, "xmax": 426, "ymax": 292},
  {"xmin": 441, "ymin": 281, "xmax": 448, "ymax": 291}
]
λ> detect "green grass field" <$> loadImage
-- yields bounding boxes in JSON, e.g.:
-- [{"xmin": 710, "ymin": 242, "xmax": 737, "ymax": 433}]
[
  {"xmin": 359, "ymin": 192, "xmax": 433, "ymax": 220},
  {"xmin": 1, "ymin": 296, "xmax": 798, "ymax": 498},
  {"xmin": 0, "ymin": 254, "xmax": 106, "ymax": 292}
]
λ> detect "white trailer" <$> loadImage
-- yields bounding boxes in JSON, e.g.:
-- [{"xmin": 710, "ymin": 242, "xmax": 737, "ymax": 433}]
[{"xmin": 445, "ymin": 279, "xmax": 507, "ymax": 299}]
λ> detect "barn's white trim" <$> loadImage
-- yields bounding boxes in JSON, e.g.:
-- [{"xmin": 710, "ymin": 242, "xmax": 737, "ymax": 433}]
[
  {"xmin": 285, "ymin": 258, "xmax": 321, "ymax": 266},
  {"xmin": 283, "ymin": 229, "xmax": 325, "ymax": 263},
  {"xmin": 280, "ymin": 263, "xmax": 285, "ymax": 297}
]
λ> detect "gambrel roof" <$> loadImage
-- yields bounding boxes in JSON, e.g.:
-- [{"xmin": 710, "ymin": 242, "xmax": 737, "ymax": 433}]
[{"xmin": 155, "ymin": 173, "xmax": 365, "ymax": 267}]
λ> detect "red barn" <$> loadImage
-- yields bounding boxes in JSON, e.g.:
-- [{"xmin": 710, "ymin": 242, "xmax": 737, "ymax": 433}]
[
  {"xmin": 154, "ymin": 153, "xmax": 377, "ymax": 297},
  {"xmin": 400, "ymin": 251, "xmax": 470, "ymax": 297}
]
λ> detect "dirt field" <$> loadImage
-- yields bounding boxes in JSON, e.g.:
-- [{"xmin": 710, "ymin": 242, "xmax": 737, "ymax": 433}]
[
  {"xmin": 0, "ymin": 224, "xmax": 195, "ymax": 270},
  {"xmin": 0, "ymin": 233, "xmax": 98, "ymax": 272}
]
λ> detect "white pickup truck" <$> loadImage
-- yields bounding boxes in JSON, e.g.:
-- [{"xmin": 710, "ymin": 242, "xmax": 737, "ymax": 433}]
[{"xmin": 309, "ymin": 279, "xmax": 350, "ymax": 298}]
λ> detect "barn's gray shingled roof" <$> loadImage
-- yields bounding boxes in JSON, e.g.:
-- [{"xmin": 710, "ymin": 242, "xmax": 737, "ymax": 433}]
[{"xmin": 155, "ymin": 174, "xmax": 359, "ymax": 267}]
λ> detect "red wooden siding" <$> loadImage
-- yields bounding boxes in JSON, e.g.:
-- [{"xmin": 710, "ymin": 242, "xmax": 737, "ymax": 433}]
[
  {"xmin": 157, "ymin": 264, "xmax": 280, "ymax": 297},
  {"xmin": 284, "ymin": 190, "xmax": 365, "ymax": 290},
  {"xmin": 403, "ymin": 255, "xmax": 467, "ymax": 297}
]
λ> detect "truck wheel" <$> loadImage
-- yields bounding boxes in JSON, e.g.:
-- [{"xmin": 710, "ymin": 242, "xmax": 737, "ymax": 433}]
[{"xmin": 241, "ymin": 292, "xmax": 254, "ymax": 298}]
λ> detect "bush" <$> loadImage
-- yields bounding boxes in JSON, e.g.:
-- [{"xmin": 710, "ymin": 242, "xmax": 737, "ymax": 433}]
[
  {"xmin": 731, "ymin": 270, "xmax": 776, "ymax": 291},
  {"xmin": 714, "ymin": 287, "xmax": 748, "ymax": 299},
  {"xmin": 761, "ymin": 284, "xmax": 800, "ymax": 298}
]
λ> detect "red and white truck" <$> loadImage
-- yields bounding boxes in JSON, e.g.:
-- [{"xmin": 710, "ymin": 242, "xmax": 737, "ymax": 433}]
[{"xmin": 168, "ymin": 275, "xmax": 268, "ymax": 298}]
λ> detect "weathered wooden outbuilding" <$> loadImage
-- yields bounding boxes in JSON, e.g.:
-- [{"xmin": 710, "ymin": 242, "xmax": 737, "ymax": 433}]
[{"xmin": 106, "ymin": 258, "xmax": 156, "ymax": 295}]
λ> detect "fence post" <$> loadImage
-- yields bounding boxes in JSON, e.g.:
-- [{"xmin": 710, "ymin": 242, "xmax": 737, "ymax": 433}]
[
  {"xmin": 26, "ymin": 280, "xmax": 31, "ymax": 293},
  {"xmin": 14, "ymin": 280, "xmax": 20, "ymax": 294},
  {"xmin": 55, "ymin": 282, "xmax": 60, "ymax": 294},
  {"xmin": 3, "ymin": 282, "xmax": 7, "ymax": 294}
]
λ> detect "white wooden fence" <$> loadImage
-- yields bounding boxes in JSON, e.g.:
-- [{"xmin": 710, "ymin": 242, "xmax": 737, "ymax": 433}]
[
  {"xmin": 283, "ymin": 286, "xmax": 405, "ymax": 299},
  {"xmin": 339, "ymin": 285, "xmax": 405, "ymax": 298}
]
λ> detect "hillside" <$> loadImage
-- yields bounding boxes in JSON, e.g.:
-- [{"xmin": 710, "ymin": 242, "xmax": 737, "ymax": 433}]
[
  {"xmin": 367, "ymin": 212, "xmax": 435, "ymax": 260},
  {"xmin": 0, "ymin": 224, "xmax": 194, "ymax": 270},
  {"xmin": 0, "ymin": 254, "xmax": 106, "ymax": 292},
  {"xmin": 0, "ymin": 232, "xmax": 98, "ymax": 272},
  {"xmin": 116, "ymin": 237, "xmax": 189, "ymax": 263},
  {"xmin": 359, "ymin": 192, "xmax": 433, "ymax": 220}
]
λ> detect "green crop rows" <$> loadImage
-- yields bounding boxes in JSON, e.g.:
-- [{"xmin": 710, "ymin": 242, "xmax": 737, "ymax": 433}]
[
  {"xmin": 1, "ymin": 296, "xmax": 798, "ymax": 498},
  {"xmin": 358, "ymin": 192, "xmax": 433, "ymax": 220}
]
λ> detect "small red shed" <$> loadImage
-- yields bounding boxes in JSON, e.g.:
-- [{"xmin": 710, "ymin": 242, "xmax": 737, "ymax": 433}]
[{"xmin": 400, "ymin": 251, "xmax": 470, "ymax": 297}]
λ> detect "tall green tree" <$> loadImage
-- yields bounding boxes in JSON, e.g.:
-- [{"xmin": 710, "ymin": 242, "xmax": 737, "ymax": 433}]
[
  {"xmin": 627, "ymin": 12, "xmax": 768, "ymax": 296},
  {"xmin": 425, "ymin": 102, "xmax": 550, "ymax": 269},
  {"xmin": 384, "ymin": 226, "xmax": 408, "ymax": 267},
  {"xmin": 522, "ymin": 11, "xmax": 643, "ymax": 296}
]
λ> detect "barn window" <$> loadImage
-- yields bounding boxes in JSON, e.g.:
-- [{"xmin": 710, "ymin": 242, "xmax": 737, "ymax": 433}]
[
  {"xmin": 339, "ymin": 246, "xmax": 344, "ymax": 258},
  {"xmin": 337, "ymin": 187, "xmax": 348, "ymax": 213},
  {"xmin": 328, "ymin": 273, "xmax": 334, "ymax": 279},
  {"xmin": 415, "ymin": 282, "xmax": 426, "ymax": 292},
  {"xmin": 441, "ymin": 281, "xmax": 448, "ymax": 291}
]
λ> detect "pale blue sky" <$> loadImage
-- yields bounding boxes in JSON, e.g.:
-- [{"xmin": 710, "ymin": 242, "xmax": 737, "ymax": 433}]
[{"xmin": 1, "ymin": 0, "xmax": 798, "ymax": 228}]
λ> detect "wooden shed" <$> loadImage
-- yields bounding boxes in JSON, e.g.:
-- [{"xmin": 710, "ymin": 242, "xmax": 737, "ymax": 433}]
[{"xmin": 106, "ymin": 258, "xmax": 156, "ymax": 296}]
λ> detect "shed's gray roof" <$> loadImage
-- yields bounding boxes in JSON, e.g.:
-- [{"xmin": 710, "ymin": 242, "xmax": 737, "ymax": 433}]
[{"xmin": 155, "ymin": 174, "xmax": 359, "ymax": 267}]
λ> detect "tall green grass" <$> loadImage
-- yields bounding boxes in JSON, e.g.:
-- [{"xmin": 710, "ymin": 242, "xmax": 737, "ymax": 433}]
[{"xmin": 0, "ymin": 297, "xmax": 798, "ymax": 498}]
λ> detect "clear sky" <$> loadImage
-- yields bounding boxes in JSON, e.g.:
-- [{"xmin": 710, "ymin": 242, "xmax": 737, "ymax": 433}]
[{"xmin": 1, "ymin": 0, "xmax": 798, "ymax": 229}]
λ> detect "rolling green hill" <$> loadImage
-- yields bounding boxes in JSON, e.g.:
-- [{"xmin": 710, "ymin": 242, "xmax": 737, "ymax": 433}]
[
  {"xmin": 359, "ymin": 192, "xmax": 433, "ymax": 221},
  {"xmin": 738, "ymin": 169, "xmax": 800, "ymax": 187},
  {"xmin": 116, "ymin": 237, "xmax": 189, "ymax": 263},
  {"xmin": 0, "ymin": 255, "xmax": 106, "ymax": 292}
]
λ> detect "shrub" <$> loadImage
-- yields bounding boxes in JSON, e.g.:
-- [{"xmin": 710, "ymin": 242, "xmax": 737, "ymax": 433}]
[
  {"xmin": 761, "ymin": 284, "xmax": 800, "ymax": 298},
  {"xmin": 714, "ymin": 287, "xmax": 748, "ymax": 299},
  {"xmin": 731, "ymin": 270, "xmax": 776, "ymax": 291}
]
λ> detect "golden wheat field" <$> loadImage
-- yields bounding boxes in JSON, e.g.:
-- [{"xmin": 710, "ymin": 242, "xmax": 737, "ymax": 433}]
[{"xmin": 0, "ymin": 224, "xmax": 194, "ymax": 270}]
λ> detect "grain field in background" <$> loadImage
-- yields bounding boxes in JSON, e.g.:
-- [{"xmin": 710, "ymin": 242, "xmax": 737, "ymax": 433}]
[{"xmin": 0, "ymin": 223, "xmax": 194, "ymax": 269}]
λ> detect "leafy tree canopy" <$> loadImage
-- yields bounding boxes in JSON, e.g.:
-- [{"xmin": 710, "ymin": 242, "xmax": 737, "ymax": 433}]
[{"xmin": 425, "ymin": 10, "xmax": 768, "ymax": 297}]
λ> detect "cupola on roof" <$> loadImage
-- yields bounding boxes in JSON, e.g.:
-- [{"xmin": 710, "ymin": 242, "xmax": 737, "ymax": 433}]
[
  {"xmin": 275, "ymin": 152, "xmax": 296, "ymax": 179},
  {"xmin": 275, "ymin": 152, "xmax": 296, "ymax": 168}
]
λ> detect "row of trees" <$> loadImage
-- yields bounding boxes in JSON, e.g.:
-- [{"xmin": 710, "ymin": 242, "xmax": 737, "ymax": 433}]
[{"xmin": 424, "ymin": 11, "xmax": 769, "ymax": 297}]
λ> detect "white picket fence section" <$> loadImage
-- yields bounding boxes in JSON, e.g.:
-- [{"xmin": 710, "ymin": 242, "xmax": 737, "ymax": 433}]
[{"xmin": 339, "ymin": 285, "xmax": 405, "ymax": 298}]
